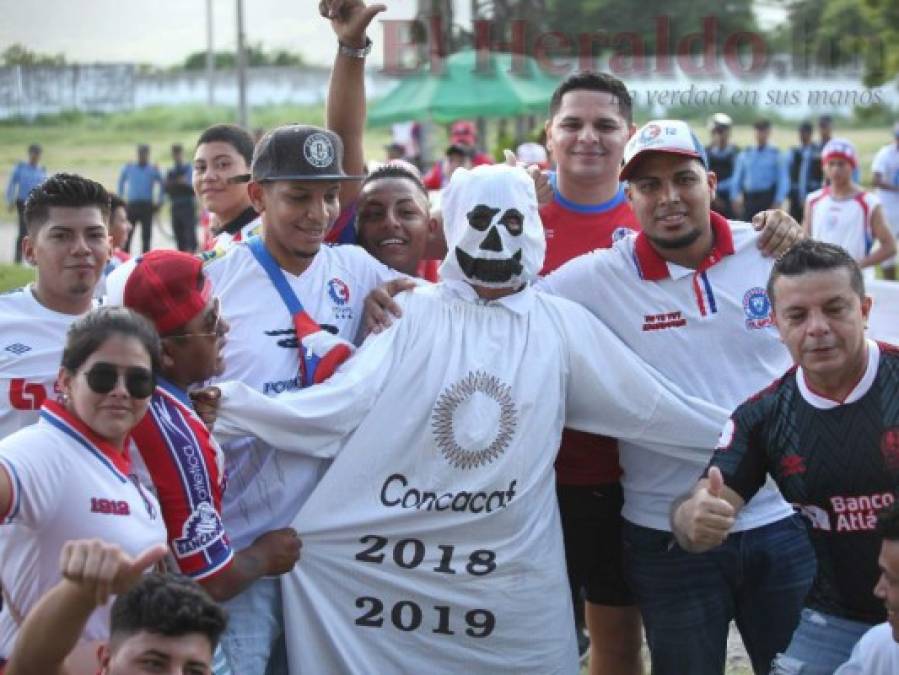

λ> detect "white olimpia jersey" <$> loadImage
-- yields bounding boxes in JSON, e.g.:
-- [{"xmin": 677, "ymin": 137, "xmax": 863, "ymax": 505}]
[{"xmin": 0, "ymin": 287, "xmax": 93, "ymax": 440}]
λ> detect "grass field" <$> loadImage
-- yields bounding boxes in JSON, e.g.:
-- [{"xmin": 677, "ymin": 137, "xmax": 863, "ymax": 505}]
[
  {"xmin": 0, "ymin": 263, "xmax": 32, "ymax": 291},
  {"xmin": 0, "ymin": 104, "xmax": 391, "ymax": 196},
  {"xmin": 0, "ymin": 103, "xmax": 894, "ymax": 197}
]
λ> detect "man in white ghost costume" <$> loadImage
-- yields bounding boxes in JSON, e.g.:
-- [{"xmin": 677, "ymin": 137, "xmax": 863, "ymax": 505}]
[{"xmin": 211, "ymin": 164, "xmax": 729, "ymax": 673}]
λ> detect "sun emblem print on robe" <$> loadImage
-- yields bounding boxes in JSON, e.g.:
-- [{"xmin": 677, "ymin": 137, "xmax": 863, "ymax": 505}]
[{"xmin": 431, "ymin": 370, "xmax": 518, "ymax": 470}]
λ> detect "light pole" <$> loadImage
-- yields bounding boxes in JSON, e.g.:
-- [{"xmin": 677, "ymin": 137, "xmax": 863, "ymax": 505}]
[
  {"xmin": 206, "ymin": 0, "xmax": 214, "ymax": 106},
  {"xmin": 236, "ymin": 0, "xmax": 248, "ymax": 127}
]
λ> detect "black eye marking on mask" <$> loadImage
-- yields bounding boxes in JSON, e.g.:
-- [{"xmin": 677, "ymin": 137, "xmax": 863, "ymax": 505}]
[
  {"xmin": 498, "ymin": 208, "xmax": 524, "ymax": 236},
  {"xmin": 467, "ymin": 204, "xmax": 500, "ymax": 232}
]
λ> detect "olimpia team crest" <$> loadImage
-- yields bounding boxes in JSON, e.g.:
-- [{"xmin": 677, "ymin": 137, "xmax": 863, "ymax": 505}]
[{"xmin": 430, "ymin": 371, "xmax": 518, "ymax": 470}]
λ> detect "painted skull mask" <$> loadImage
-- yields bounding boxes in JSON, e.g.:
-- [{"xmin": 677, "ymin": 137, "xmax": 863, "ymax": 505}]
[{"xmin": 439, "ymin": 164, "xmax": 545, "ymax": 289}]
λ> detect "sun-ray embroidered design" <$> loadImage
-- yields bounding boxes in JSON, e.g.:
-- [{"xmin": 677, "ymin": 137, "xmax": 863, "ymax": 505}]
[{"xmin": 431, "ymin": 371, "xmax": 518, "ymax": 469}]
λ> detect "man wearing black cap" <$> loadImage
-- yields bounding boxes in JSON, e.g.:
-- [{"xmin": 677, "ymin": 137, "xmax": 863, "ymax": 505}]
[
  {"xmin": 5, "ymin": 144, "xmax": 46, "ymax": 264},
  {"xmin": 165, "ymin": 143, "xmax": 197, "ymax": 253},
  {"xmin": 200, "ymin": 5, "xmax": 392, "ymax": 672},
  {"xmin": 731, "ymin": 119, "xmax": 789, "ymax": 221},
  {"xmin": 205, "ymin": 122, "xmax": 396, "ymax": 674}
]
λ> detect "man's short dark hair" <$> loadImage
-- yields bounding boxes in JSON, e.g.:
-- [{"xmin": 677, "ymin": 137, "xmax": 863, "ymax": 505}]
[
  {"xmin": 110, "ymin": 193, "xmax": 127, "ymax": 214},
  {"xmin": 767, "ymin": 239, "xmax": 864, "ymax": 305},
  {"xmin": 197, "ymin": 123, "xmax": 255, "ymax": 167},
  {"xmin": 110, "ymin": 574, "xmax": 227, "ymax": 651},
  {"xmin": 362, "ymin": 164, "xmax": 428, "ymax": 198},
  {"xmin": 23, "ymin": 172, "xmax": 110, "ymax": 234},
  {"xmin": 548, "ymin": 71, "xmax": 632, "ymax": 124},
  {"xmin": 878, "ymin": 502, "xmax": 899, "ymax": 542}
]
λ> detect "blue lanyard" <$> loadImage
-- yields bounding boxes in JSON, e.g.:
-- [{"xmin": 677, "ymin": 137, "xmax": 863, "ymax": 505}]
[
  {"xmin": 248, "ymin": 235, "xmax": 307, "ymax": 316},
  {"xmin": 247, "ymin": 235, "xmax": 320, "ymax": 387}
]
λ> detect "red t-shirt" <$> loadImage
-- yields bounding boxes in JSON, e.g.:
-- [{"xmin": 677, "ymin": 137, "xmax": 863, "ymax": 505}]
[{"xmin": 539, "ymin": 175, "xmax": 641, "ymax": 485}]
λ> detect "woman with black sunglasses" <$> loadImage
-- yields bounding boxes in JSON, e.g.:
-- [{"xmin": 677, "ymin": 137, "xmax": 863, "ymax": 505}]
[{"xmin": 0, "ymin": 306, "xmax": 166, "ymax": 671}]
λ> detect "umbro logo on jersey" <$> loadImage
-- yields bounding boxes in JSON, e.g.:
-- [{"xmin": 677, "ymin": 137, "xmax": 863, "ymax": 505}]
[
  {"xmin": 642, "ymin": 311, "xmax": 686, "ymax": 332},
  {"xmin": 4, "ymin": 343, "xmax": 31, "ymax": 355},
  {"xmin": 780, "ymin": 455, "xmax": 806, "ymax": 477}
]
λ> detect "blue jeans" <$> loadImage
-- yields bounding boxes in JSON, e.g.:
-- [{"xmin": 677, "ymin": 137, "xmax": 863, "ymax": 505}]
[
  {"xmin": 217, "ymin": 577, "xmax": 288, "ymax": 675},
  {"xmin": 623, "ymin": 515, "xmax": 816, "ymax": 675},
  {"xmin": 771, "ymin": 608, "xmax": 873, "ymax": 674}
]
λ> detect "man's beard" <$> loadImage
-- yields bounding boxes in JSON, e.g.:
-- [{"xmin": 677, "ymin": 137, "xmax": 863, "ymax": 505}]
[
  {"xmin": 646, "ymin": 226, "xmax": 702, "ymax": 250},
  {"xmin": 67, "ymin": 281, "xmax": 93, "ymax": 296}
]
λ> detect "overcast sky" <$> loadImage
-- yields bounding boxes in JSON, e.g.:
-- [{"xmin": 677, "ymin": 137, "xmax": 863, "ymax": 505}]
[
  {"xmin": 0, "ymin": 0, "xmax": 428, "ymax": 67},
  {"xmin": 1, "ymin": 0, "xmax": 782, "ymax": 68}
]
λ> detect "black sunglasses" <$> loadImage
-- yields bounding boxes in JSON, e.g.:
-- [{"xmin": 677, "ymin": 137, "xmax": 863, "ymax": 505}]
[{"xmin": 82, "ymin": 362, "xmax": 155, "ymax": 399}]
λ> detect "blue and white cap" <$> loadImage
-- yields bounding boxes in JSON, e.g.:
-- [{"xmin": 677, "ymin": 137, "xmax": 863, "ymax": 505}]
[{"xmin": 620, "ymin": 119, "xmax": 708, "ymax": 181}]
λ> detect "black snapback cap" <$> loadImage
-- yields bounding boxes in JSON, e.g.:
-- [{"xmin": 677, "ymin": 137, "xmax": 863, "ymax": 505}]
[{"xmin": 251, "ymin": 124, "xmax": 363, "ymax": 182}]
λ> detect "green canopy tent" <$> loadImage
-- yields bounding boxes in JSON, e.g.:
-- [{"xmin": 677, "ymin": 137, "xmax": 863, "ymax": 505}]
[{"xmin": 368, "ymin": 49, "xmax": 561, "ymax": 126}]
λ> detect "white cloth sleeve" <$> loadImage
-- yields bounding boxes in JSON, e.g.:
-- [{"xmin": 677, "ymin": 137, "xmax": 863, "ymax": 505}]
[
  {"xmin": 0, "ymin": 432, "xmax": 62, "ymax": 529},
  {"xmin": 872, "ymin": 147, "xmax": 887, "ymax": 175},
  {"xmin": 536, "ymin": 251, "xmax": 612, "ymax": 312},
  {"xmin": 213, "ymin": 316, "xmax": 403, "ymax": 457},
  {"xmin": 833, "ymin": 639, "xmax": 865, "ymax": 675},
  {"xmin": 556, "ymin": 301, "xmax": 730, "ymax": 463}
]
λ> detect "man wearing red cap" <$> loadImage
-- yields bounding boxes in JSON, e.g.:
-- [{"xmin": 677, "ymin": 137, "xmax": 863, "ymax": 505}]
[
  {"xmin": 122, "ymin": 250, "xmax": 301, "ymax": 629},
  {"xmin": 449, "ymin": 121, "xmax": 493, "ymax": 166},
  {"xmin": 422, "ymin": 121, "xmax": 493, "ymax": 190},
  {"xmin": 804, "ymin": 138, "xmax": 896, "ymax": 272}
]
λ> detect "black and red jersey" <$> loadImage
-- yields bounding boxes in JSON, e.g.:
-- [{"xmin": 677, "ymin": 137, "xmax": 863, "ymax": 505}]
[{"xmin": 709, "ymin": 341, "xmax": 899, "ymax": 624}]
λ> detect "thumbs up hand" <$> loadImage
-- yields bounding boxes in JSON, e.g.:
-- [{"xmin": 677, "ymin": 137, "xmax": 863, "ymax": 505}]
[
  {"xmin": 707, "ymin": 466, "xmax": 725, "ymax": 498},
  {"xmin": 672, "ymin": 467, "xmax": 737, "ymax": 553}
]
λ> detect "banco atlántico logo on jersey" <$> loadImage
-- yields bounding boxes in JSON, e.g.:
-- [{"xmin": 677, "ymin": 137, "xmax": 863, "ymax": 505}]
[{"xmin": 431, "ymin": 371, "xmax": 518, "ymax": 470}]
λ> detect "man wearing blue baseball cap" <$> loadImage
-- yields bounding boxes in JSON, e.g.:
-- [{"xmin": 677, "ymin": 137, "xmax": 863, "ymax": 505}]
[{"xmin": 540, "ymin": 119, "xmax": 813, "ymax": 675}]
